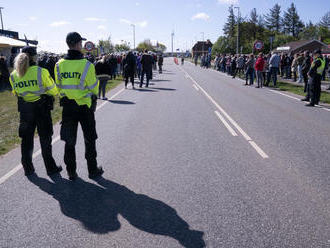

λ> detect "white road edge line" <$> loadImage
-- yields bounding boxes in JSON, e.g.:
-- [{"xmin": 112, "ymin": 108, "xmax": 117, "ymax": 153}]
[
  {"xmin": 181, "ymin": 67, "xmax": 269, "ymax": 159},
  {"xmin": 193, "ymin": 84, "xmax": 199, "ymax": 91},
  {"xmin": 215, "ymin": 111, "xmax": 238, "ymax": 136},
  {"xmin": 269, "ymin": 89, "xmax": 330, "ymax": 112},
  {"xmin": 0, "ymin": 87, "xmax": 125, "ymax": 185},
  {"xmin": 269, "ymin": 89, "xmax": 300, "ymax": 101},
  {"xmin": 249, "ymin": 141, "xmax": 269, "ymax": 159}
]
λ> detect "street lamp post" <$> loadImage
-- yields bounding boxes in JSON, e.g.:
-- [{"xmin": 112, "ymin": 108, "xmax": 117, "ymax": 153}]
[
  {"xmin": 171, "ymin": 30, "xmax": 174, "ymax": 54},
  {"xmin": 130, "ymin": 24, "xmax": 135, "ymax": 50},
  {"xmin": 201, "ymin": 32, "xmax": 204, "ymax": 55},
  {"xmin": 234, "ymin": 6, "xmax": 240, "ymax": 55},
  {"xmin": 0, "ymin": 7, "xmax": 4, "ymax": 31}
]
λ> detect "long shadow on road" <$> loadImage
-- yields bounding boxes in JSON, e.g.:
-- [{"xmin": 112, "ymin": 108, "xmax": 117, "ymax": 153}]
[
  {"xmin": 28, "ymin": 175, "xmax": 205, "ymax": 248},
  {"xmin": 149, "ymin": 87, "xmax": 176, "ymax": 91},
  {"xmin": 108, "ymin": 100, "xmax": 135, "ymax": 105}
]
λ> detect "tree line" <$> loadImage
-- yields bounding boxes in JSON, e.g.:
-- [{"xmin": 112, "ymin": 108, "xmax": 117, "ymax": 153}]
[
  {"xmin": 97, "ymin": 37, "xmax": 167, "ymax": 54},
  {"xmin": 212, "ymin": 3, "xmax": 330, "ymax": 56}
]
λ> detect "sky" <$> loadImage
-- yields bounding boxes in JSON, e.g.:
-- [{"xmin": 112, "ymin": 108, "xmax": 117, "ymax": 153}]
[{"xmin": 2, "ymin": 0, "xmax": 329, "ymax": 53}]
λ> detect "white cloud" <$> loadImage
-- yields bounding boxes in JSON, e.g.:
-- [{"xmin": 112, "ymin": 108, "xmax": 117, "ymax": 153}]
[
  {"xmin": 120, "ymin": 18, "xmax": 147, "ymax": 28},
  {"xmin": 191, "ymin": 13, "xmax": 210, "ymax": 21},
  {"xmin": 49, "ymin": 21, "xmax": 71, "ymax": 27},
  {"xmin": 97, "ymin": 25, "xmax": 106, "ymax": 30},
  {"xmin": 135, "ymin": 2, "xmax": 140, "ymax": 6},
  {"xmin": 84, "ymin": 17, "xmax": 106, "ymax": 22},
  {"xmin": 29, "ymin": 16, "xmax": 37, "ymax": 21},
  {"xmin": 120, "ymin": 18, "xmax": 131, "ymax": 25},
  {"xmin": 217, "ymin": 0, "xmax": 238, "ymax": 4},
  {"xmin": 137, "ymin": 21, "xmax": 147, "ymax": 28}
]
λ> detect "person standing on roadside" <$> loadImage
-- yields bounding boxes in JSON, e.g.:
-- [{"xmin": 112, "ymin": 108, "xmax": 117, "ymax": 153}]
[
  {"xmin": 301, "ymin": 51, "xmax": 312, "ymax": 102},
  {"xmin": 268, "ymin": 52, "xmax": 280, "ymax": 87},
  {"xmin": 291, "ymin": 54, "xmax": 298, "ymax": 82},
  {"xmin": 305, "ymin": 50, "xmax": 325, "ymax": 107},
  {"xmin": 140, "ymin": 50, "xmax": 153, "ymax": 88},
  {"xmin": 9, "ymin": 46, "xmax": 62, "ymax": 177},
  {"xmin": 255, "ymin": 53, "xmax": 265, "ymax": 88},
  {"xmin": 55, "ymin": 32, "xmax": 103, "ymax": 180},
  {"xmin": 122, "ymin": 51, "xmax": 136, "ymax": 89},
  {"xmin": 245, "ymin": 54, "xmax": 255, "ymax": 86}
]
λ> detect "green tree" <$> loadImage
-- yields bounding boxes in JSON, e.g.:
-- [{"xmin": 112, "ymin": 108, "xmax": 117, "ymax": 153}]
[
  {"xmin": 264, "ymin": 4, "xmax": 282, "ymax": 33},
  {"xmin": 319, "ymin": 11, "xmax": 330, "ymax": 28},
  {"xmin": 97, "ymin": 36, "xmax": 114, "ymax": 53},
  {"xmin": 273, "ymin": 33, "xmax": 297, "ymax": 49},
  {"xmin": 114, "ymin": 43, "xmax": 130, "ymax": 52},
  {"xmin": 223, "ymin": 5, "xmax": 236, "ymax": 38},
  {"xmin": 318, "ymin": 26, "xmax": 330, "ymax": 44},
  {"xmin": 299, "ymin": 21, "xmax": 319, "ymax": 40},
  {"xmin": 136, "ymin": 39, "xmax": 155, "ymax": 52},
  {"xmin": 250, "ymin": 8, "xmax": 258, "ymax": 39},
  {"xmin": 282, "ymin": 3, "xmax": 304, "ymax": 37},
  {"xmin": 211, "ymin": 36, "xmax": 232, "ymax": 55}
]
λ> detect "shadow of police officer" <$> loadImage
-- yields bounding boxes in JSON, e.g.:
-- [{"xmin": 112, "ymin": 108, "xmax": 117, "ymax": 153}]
[{"xmin": 27, "ymin": 175, "xmax": 205, "ymax": 248}]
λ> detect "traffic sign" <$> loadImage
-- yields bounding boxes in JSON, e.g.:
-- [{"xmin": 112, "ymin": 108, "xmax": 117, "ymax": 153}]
[
  {"xmin": 84, "ymin": 41, "xmax": 95, "ymax": 51},
  {"xmin": 254, "ymin": 40, "xmax": 264, "ymax": 51}
]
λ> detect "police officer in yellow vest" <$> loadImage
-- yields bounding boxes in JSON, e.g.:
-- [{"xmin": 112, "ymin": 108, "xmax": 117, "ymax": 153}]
[
  {"xmin": 9, "ymin": 46, "xmax": 62, "ymax": 176},
  {"xmin": 306, "ymin": 49, "xmax": 326, "ymax": 107},
  {"xmin": 55, "ymin": 32, "xmax": 103, "ymax": 180}
]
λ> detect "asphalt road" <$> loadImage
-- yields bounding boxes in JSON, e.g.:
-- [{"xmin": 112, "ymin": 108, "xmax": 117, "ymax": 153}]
[{"xmin": 1, "ymin": 58, "xmax": 330, "ymax": 248}]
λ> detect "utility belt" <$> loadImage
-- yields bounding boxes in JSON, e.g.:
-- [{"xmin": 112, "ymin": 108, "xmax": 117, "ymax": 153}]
[
  {"xmin": 17, "ymin": 95, "xmax": 54, "ymax": 113},
  {"xmin": 60, "ymin": 95, "xmax": 97, "ymax": 112}
]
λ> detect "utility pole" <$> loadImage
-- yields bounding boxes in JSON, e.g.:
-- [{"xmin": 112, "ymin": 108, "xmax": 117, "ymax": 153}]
[
  {"xmin": 171, "ymin": 30, "xmax": 174, "ymax": 53},
  {"xmin": 234, "ymin": 6, "xmax": 240, "ymax": 55},
  {"xmin": 0, "ymin": 7, "xmax": 4, "ymax": 32},
  {"xmin": 130, "ymin": 24, "xmax": 135, "ymax": 50}
]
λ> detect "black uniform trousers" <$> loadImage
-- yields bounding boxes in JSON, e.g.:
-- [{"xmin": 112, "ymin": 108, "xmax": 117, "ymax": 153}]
[
  {"xmin": 60, "ymin": 99, "xmax": 98, "ymax": 175},
  {"xmin": 140, "ymin": 69, "xmax": 152, "ymax": 87},
  {"xmin": 309, "ymin": 74, "xmax": 322, "ymax": 105},
  {"xmin": 303, "ymin": 72, "xmax": 309, "ymax": 96},
  {"xmin": 125, "ymin": 72, "xmax": 135, "ymax": 88},
  {"xmin": 18, "ymin": 100, "xmax": 57, "ymax": 174}
]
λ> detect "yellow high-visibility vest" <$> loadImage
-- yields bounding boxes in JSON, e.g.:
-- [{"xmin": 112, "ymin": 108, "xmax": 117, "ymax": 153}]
[
  {"xmin": 311, "ymin": 57, "xmax": 326, "ymax": 76},
  {"xmin": 9, "ymin": 65, "xmax": 58, "ymax": 102},
  {"xmin": 54, "ymin": 59, "xmax": 99, "ymax": 108}
]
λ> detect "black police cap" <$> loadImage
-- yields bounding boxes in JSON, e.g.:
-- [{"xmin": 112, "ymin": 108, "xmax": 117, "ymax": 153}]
[
  {"xmin": 314, "ymin": 49, "xmax": 322, "ymax": 55},
  {"xmin": 66, "ymin": 32, "xmax": 86, "ymax": 45},
  {"xmin": 22, "ymin": 46, "xmax": 37, "ymax": 56}
]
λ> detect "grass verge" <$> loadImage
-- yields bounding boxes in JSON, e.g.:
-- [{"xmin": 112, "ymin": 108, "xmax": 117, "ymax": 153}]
[
  {"xmin": 269, "ymin": 81, "xmax": 330, "ymax": 104},
  {"xmin": 0, "ymin": 76, "xmax": 123, "ymax": 156}
]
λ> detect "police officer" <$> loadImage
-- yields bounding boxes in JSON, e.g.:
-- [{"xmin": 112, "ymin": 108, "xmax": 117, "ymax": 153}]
[
  {"xmin": 9, "ymin": 46, "xmax": 62, "ymax": 176},
  {"xmin": 306, "ymin": 50, "xmax": 325, "ymax": 107},
  {"xmin": 55, "ymin": 32, "xmax": 103, "ymax": 180}
]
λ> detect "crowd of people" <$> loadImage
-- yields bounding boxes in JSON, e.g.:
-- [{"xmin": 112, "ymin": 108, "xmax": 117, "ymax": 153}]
[
  {"xmin": 192, "ymin": 51, "xmax": 329, "ymax": 107},
  {"xmin": 211, "ymin": 52, "xmax": 330, "ymax": 89},
  {"xmin": 94, "ymin": 51, "xmax": 163, "ymax": 99}
]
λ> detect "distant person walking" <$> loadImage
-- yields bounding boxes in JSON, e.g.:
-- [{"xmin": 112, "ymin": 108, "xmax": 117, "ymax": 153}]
[
  {"xmin": 158, "ymin": 54, "xmax": 163, "ymax": 73},
  {"xmin": 95, "ymin": 55, "xmax": 110, "ymax": 100},
  {"xmin": 123, "ymin": 51, "xmax": 136, "ymax": 89},
  {"xmin": 140, "ymin": 50, "xmax": 153, "ymax": 88}
]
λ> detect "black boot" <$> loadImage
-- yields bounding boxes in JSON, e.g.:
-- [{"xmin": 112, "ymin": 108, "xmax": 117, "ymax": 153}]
[
  {"xmin": 47, "ymin": 165, "xmax": 63, "ymax": 176},
  {"xmin": 88, "ymin": 167, "xmax": 104, "ymax": 179}
]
